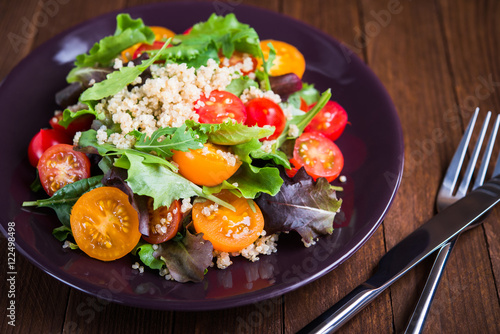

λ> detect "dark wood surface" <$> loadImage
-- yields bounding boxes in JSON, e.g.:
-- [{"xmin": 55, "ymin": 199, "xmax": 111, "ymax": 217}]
[{"xmin": 1, "ymin": 0, "xmax": 499, "ymax": 333}]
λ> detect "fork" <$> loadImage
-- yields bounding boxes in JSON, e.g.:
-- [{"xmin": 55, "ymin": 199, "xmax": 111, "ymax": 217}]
[{"xmin": 404, "ymin": 108, "xmax": 500, "ymax": 334}]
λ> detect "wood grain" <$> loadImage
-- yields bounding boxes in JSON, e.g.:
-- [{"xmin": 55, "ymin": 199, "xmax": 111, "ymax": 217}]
[{"xmin": 1, "ymin": 1, "xmax": 500, "ymax": 333}]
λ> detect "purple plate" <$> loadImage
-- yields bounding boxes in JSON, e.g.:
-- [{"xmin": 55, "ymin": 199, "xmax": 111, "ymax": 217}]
[{"xmin": 0, "ymin": 2, "xmax": 403, "ymax": 310}]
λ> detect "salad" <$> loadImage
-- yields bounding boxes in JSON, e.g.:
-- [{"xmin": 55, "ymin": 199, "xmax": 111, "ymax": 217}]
[{"xmin": 23, "ymin": 13, "xmax": 347, "ymax": 283}]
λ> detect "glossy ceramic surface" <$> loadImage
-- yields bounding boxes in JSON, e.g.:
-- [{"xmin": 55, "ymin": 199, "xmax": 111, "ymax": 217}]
[{"xmin": 0, "ymin": 2, "xmax": 403, "ymax": 310}]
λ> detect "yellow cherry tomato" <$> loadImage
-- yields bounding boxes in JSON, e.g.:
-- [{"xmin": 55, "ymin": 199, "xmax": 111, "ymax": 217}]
[
  {"xmin": 172, "ymin": 143, "xmax": 242, "ymax": 187},
  {"xmin": 70, "ymin": 187, "xmax": 141, "ymax": 262},
  {"xmin": 192, "ymin": 190, "xmax": 265, "ymax": 252},
  {"xmin": 259, "ymin": 39, "xmax": 306, "ymax": 79}
]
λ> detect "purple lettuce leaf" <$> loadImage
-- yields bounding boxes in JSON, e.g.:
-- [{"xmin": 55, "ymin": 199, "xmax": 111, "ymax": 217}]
[
  {"xmin": 155, "ymin": 230, "xmax": 213, "ymax": 283},
  {"xmin": 255, "ymin": 167, "xmax": 342, "ymax": 244}
]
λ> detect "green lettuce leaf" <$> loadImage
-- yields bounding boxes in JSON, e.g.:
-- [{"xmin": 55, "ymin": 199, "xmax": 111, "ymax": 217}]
[
  {"xmin": 125, "ymin": 153, "xmax": 234, "ymax": 210},
  {"xmin": 52, "ymin": 225, "xmax": 73, "ymax": 242},
  {"xmin": 59, "ymin": 108, "xmax": 103, "ymax": 128},
  {"xmin": 132, "ymin": 242, "xmax": 165, "ymax": 270},
  {"xmin": 225, "ymin": 76, "xmax": 259, "ymax": 96},
  {"xmin": 22, "ymin": 175, "xmax": 104, "ymax": 227},
  {"xmin": 287, "ymin": 83, "xmax": 321, "ymax": 108},
  {"xmin": 79, "ymin": 41, "xmax": 169, "ymax": 102},
  {"xmin": 74, "ymin": 14, "xmax": 155, "ymax": 68}
]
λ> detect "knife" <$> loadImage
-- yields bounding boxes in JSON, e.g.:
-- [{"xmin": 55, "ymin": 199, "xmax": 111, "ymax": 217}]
[{"xmin": 297, "ymin": 175, "xmax": 500, "ymax": 334}]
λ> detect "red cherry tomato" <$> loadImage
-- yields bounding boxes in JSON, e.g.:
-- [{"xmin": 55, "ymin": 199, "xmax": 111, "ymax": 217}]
[
  {"xmin": 38, "ymin": 144, "xmax": 91, "ymax": 196},
  {"xmin": 142, "ymin": 198, "xmax": 182, "ymax": 244},
  {"xmin": 245, "ymin": 98, "xmax": 286, "ymax": 141},
  {"xmin": 49, "ymin": 113, "xmax": 94, "ymax": 137},
  {"xmin": 194, "ymin": 90, "xmax": 247, "ymax": 124},
  {"xmin": 132, "ymin": 41, "xmax": 168, "ymax": 60},
  {"xmin": 220, "ymin": 51, "xmax": 258, "ymax": 76},
  {"xmin": 304, "ymin": 101, "xmax": 348, "ymax": 141},
  {"xmin": 299, "ymin": 97, "xmax": 309, "ymax": 112},
  {"xmin": 28, "ymin": 129, "xmax": 71, "ymax": 167},
  {"xmin": 183, "ymin": 27, "xmax": 192, "ymax": 35},
  {"xmin": 289, "ymin": 132, "xmax": 344, "ymax": 182}
]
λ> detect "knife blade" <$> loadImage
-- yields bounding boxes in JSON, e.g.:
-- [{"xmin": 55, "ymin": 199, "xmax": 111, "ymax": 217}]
[{"xmin": 297, "ymin": 175, "xmax": 500, "ymax": 334}]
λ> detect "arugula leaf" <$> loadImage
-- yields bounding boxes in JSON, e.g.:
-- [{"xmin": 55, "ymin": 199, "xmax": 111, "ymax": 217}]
[
  {"xmin": 287, "ymin": 83, "xmax": 321, "ymax": 108},
  {"xmin": 255, "ymin": 168, "xmax": 342, "ymax": 245},
  {"xmin": 125, "ymin": 153, "xmax": 234, "ymax": 210},
  {"xmin": 185, "ymin": 120, "xmax": 274, "ymax": 145},
  {"xmin": 155, "ymin": 230, "xmax": 214, "ymax": 283},
  {"xmin": 132, "ymin": 242, "xmax": 165, "ymax": 270},
  {"xmin": 77, "ymin": 129, "xmax": 177, "ymax": 170},
  {"xmin": 80, "ymin": 41, "xmax": 169, "ymax": 102},
  {"xmin": 130, "ymin": 124, "xmax": 206, "ymax": 159},
  {"xmin": 73, "ymin": 14, "xmax": 155, "ymax": 68},
  {"xmin": 225, "ymin": 76, "xmax": 259, "ymax": 96},
  {"xmin": 276, "ymin": 89, "xmax": 331, "ymax": 147},
  {"xmin": 22, "ymin": 175, "xmax": 104, "ymax": 227},
  {"xmin": 258, "ymin": 42, "xmax": 277, "ymax": 91}
]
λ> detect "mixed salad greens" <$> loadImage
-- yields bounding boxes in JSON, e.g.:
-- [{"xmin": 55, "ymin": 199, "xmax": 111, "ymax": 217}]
[{"xmin": 23, "ymin": 13, "xmax": 348, "ymax": 283}]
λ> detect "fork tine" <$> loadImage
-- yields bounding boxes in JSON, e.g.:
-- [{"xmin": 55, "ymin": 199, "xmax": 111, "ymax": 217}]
[
  {"xmin": 492, "ymin": 116, "xmax": 500, "ymax": 178},
  {"xmin": 456, "ymin": 111, "xmax": 492, "ymax": 196},
  {"xmin": 473, "ymin": 114, "xmax": 500, "ymax": 189},
  {"xmin": 440, "ymin": 108, "xmax": 479, "ymax": 196}
]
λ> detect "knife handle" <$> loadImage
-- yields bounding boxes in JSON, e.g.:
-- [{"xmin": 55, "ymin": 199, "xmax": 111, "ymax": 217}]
[
  {"xmin": 296, "ymin": 283, "xmax": 385, "ymax": 334},
  {"xmin": 404, "ymin": 239, "xmax": 456, "ymax": 334}
]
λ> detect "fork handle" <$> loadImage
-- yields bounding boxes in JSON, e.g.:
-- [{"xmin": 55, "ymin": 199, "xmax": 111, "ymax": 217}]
[{"xmin": 404, "ymin": 238, "xmax": 457, "ymax": 334}]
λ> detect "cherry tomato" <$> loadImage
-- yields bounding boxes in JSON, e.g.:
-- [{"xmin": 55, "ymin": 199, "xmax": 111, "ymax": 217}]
[
  {"xmin": 142, "ymin": 198, "xmax": 182, "ymax": 244},
  {"xmin": 259, "ymin": 40, "xmax": 306, "ymax": 78},
  {"xmin": 38, "ymin": 144, "xmax": 91, "ymax": 196},
  {"xmin": 132, "ymin": 41, "xmax": 168, "ymax": 60},
  {"xmin": 305, "ymin": 101, "xmax": 348, "ymax": 141},
  {"xmin": 28, "ymin": 129, "xmax": 71, "ymax": 167},
  {"xmin": 183, "ymin": 27, "xmax": 192, "ymax": 35},
  {"xmin": 70, "ymin": 187, "xmax": 141, "ymax": 261},
  {"xmin": 289, "ymin": 132, "xmax": 344, "ymax": 182},
  {"xmin": 50, "ymin": 112, "xmax": 94, "ymax": 137},
  {"xmin": 192, "ymin": 190, "xmax": 264, "ymax": 252},
  {"xmin": 220, "ymin": 51, "xmax": 258, "ymax": 76},
  {"xmin": 172, "ymin": 143, "xmax": 242, "ymax": 187},
  {"xmin": 194, "ymin": 90, "xmax": 247, "ymax": 124},
  {"xmin": 121, "ymin": 26, "xmax": 175, "ymax": 62},
  {"xmin": 245, "ymin": 98, "xmax": 286, "ymax": 141},
  {"xmin": 299, "ymin": 97, "xmax": 309, "ymax": 112}
]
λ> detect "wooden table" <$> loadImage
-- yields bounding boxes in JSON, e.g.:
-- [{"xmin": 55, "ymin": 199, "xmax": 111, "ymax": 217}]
[{"xmin": 1, "ymin": 0, "xmax": 499, "ymax": 333}]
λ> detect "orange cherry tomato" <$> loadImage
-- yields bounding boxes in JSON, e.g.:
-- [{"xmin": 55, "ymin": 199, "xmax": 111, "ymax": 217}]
[
  {"xmin": 70, "ymin": 187, "xmax": 141, "ymax": 261},
  {"xmin": 192, "ymin": 190, "xmax": 264, "ymax": 252},
  {"xmin": 37, "ymin": 144, "xmax": 90, "ymax": 196},
  {"xmin": 259, "ymin": 40, "xmax": 306, "ymax": 79},
  {"xmin": 121, "ymin": 26, "xmax": 176, "ymax": 62},
  {"xmin": 142, "ymin": 198, "xmax": 182, "ymax": 244},
  {"xmin": 172, "ymin": 143, "xmax": 242, "ymax": 187}
]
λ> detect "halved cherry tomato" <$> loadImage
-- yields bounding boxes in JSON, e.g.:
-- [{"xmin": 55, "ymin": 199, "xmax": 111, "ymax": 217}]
[
  {"xmin": 28, "ymin": 129, "xmax": 71, "ymax": 167},
  {"xmin": 220, "ymin": 51, "xmax": 258, "ymax": 76},
  {"xmin": 194, "ymin": 90, "xmax": 246, "ymax": 124},
  {"xmin": 183, "ymin": 27, "xmax": 192, "ymax": 35},
  {"xmin": 132, "ymin": 41, "xmax": 168, "ymax": 60},
  {"xmin": 245, "ymin": 98, "xmax": 286, "ymax": 141},
  {"xmin": 172, "ymin": 143, "xmax": 242, "ymax": 186},
  {"xmin": 299, "ymin": 97, "xmax": 309, "ymax": 112},
  {"xmin": 289, "ymin": 132, "xmax": 344, "ymax": 182},
  {"xmin": 142, "ymin": 198, "xmax": 182, "ymax": 244},
  {"xmin": 121, "ymin": 26, "xmax": 175, "ymax": 62},
  {"xmin": 259, "ymin": 40, "xmax": 306, "ymax": 79},
  {"xmin": 38, "ymin": 144, "xmax": 91, "ymax": 196},
  {"xmin": 70, "ymin": 187, "xmax": 141, "ymax": 261},
  {"xmin": 192, "ymin": 190, "xmax": 264, "ymax": 252},
  {"xmin": 50, "ymin": 112, "xmax": 95, "ymax": 137},
  {"xmin": 305, "ymin": 101, "xmax": 348, "ymax": 141}
]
